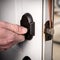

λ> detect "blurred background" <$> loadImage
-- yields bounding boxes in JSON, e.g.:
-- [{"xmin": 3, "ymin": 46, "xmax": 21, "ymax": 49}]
[{"xmin": 53, "ymin": 0, "xmax": 60, "ymax": 60}]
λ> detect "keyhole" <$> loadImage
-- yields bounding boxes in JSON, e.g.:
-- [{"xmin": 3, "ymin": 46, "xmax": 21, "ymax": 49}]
[{"xmin": 22, "ymin": 56, "xmax": 31, "ymax": 60}]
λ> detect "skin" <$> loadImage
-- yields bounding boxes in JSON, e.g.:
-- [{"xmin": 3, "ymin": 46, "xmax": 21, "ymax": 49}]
[{"xmin": 0, "ymin": 21, "xmax": 27, "ymax": 51}]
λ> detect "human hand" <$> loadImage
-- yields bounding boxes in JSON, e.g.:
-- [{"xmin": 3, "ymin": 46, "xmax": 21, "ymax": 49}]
[{"xmin": 0, "ymin": 21, "xmax": 27, "ymax": 51}]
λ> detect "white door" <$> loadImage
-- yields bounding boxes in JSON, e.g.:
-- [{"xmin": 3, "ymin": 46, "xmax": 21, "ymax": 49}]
[{"xmin": 0, "ymin": 0, "xmax": 42, "ymax": 60}]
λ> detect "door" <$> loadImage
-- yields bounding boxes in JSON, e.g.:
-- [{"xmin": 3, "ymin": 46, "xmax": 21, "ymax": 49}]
[
  {"xmin": 0, "ymin": 0, "xmax": 42, "ymax": 60},
  {"xmin": 43, "ymin": 0, "xmax": 53, "ymax": 60}
]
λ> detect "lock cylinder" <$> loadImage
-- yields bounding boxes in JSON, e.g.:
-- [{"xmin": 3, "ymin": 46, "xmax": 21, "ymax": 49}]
[{"xmin": 20, "ymin": 13, "xmax": 35, "ymax": 40}]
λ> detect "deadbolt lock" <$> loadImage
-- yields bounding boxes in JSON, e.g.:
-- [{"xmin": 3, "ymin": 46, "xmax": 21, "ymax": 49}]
[
  {"xmin": 20, "ymin": 13, "xmax": 35, "ymax": 40},
  {"xmin": 44, "ymin": 21, "xmax": 53, "ymax": 41}
]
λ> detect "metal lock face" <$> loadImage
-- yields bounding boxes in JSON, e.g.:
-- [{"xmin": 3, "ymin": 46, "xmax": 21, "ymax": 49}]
[
  {"xmin": 45, "ymin": 21, "xmax": 53, "ymax": 41},
  {"xmin": 20, "ymin": 13, "xmax": 35, "ymax": 40}
]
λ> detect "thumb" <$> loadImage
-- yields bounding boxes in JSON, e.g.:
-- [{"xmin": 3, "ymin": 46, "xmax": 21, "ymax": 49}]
[{"xmin": 0, "ymin": 21, "xmax": 27, "ymax": 34}]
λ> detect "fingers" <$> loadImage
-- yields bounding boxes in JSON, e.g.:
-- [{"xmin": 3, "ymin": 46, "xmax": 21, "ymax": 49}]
[
  {"xmin": 0, "ymin": 42, "xmax": 15, "ymax": 51},
  {"xmin": 6, "ymin": 24, "xmax": 27, "ymax": 35},
  {"xmin": 0, "ymin": 21, "xmax": 27, "ymax": 51},
  {"xmin": 0, "ymin": 21, "xmax": 27, "ymax": 35},
  {"xmin": 0, "ymin": 35, "xmax": 25, "ymax": 51},
  {"xmin": 0, "ymin": 35, "xmax": 25, "ymax": 46},
  {"xmin": 0, "ymin": 39, "xmax": 14, "ymax": 46},
  {"xmin": 0, "ymin": 34, "xmax": 25, "ymax": 51},
  {"xmin": 15, "ymin": 34, "xmax": 25, "ymax": 43},
  {"xmin": 0, "ymin": 42, "xmax": 14, "ymax": 49}
]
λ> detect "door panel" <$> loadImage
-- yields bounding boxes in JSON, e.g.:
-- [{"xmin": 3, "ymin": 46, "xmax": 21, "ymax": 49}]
[{"xmin": 0, "ymin": 0, "xmax": 42, "ymax": 60}]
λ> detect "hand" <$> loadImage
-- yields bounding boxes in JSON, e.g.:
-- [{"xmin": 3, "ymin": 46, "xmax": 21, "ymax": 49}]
[{"xmin": 0, "ymin": 21, "xmax": 27, "ymax": 51}]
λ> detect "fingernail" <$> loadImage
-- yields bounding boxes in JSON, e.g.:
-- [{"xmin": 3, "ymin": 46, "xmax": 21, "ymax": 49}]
[
  {"xmin": 21, "ymin": 27, "xmax": 27, "ymax": 34},
  {"xmin": 21, "ymin": 36, "xmax": 25, "ymax": 41},
  {"xmin": 17, "ymin": 35, "xmax": 25, "ymax": 43}
]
